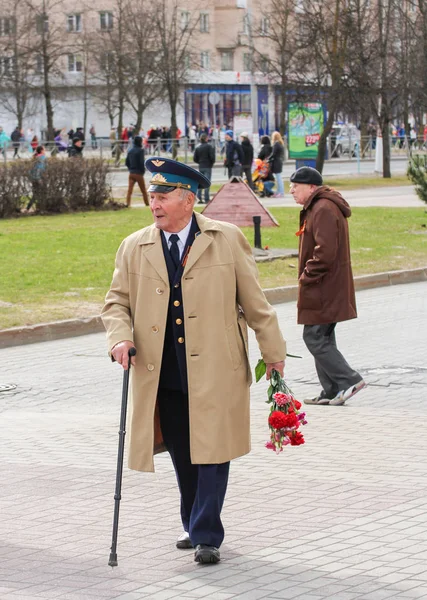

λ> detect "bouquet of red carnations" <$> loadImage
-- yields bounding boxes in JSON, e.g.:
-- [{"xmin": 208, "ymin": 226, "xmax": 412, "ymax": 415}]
[{"xmin": 256, "ymin": 359, "xmax": 307, "ymax": 453}]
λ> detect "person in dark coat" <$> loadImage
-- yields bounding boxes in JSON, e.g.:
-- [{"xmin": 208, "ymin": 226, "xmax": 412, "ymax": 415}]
[
  {"xmin": 239, "ymin": 133, "xmax": 254, "ymax": 189},
  {"xmin": 224, "ymin": 130, "xmax": 244, "ymax": 178},
  {"xmin": 193, "ymin": 133, "xmax": 215, "ymax": 203},
  {"xmin": 290, "ymin": 166, "xmax": 365, "ymax": 407},
  {"xmin": 68, "ymin": 137, "xmax": 83, "ymax": 158},
  {"xmin": 11, "ymin": 126, "xmax": 21, "ymax": 158},
  {"xmin": 257, "ymin": 135, "xmax": 272, "ymax": 160},
  {"xmin": 125, "ymin": 135, "xmax": 148, "ymax": 207}
]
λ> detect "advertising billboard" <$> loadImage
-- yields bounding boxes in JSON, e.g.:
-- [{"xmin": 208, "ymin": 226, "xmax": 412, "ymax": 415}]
[{"xmin": 288, "ymin": 102, "xmax": 324, "ymax": 159}]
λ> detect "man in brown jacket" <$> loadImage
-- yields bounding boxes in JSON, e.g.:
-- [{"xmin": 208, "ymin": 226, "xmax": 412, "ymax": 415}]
[{"xmin": 290, "ymin": 166, "xmax": 365, "ymax": 406}]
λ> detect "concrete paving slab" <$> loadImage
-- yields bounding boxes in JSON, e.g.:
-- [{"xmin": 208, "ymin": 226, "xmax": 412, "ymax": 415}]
[{"xmin": 0, "ymin": 281, "xmax": 426, "ymax": 600}]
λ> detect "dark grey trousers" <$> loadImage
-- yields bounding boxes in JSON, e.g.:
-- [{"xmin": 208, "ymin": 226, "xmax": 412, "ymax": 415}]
[{"xmin": 303, "ymin": 323, "xmax": 361, "ymax": 399}]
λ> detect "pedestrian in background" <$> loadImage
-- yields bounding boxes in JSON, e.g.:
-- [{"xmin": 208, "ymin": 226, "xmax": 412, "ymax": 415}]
[
  {"xmin": 0, "ymin": 126, "xmax": 10, "ymax": 157},
  {"xmin": 109, "ymin": 127, "xmax": 116, "ymax": 156},
  {"xmin": 11, "ymin": 126, "xmax": 21, "ymax": 158},
  {"xmin": 125, "ymin": 135, "xmax": 148, "ymax": 207},
  {"xmin": 240, "ymin": 132, "xmax": 254, "ymax": 190},
  {"xmin": 257, "ymin": 135, "xmax": 272, "ymax": 160},
  {"xmin": 25, "ymin": 145, "xmax": 47, "ymax": 212},
  {"xmin": 289, "ymin": 166, "xmax": 366, "ymax": 407},
  {"xmin": 224, "ymin": 130, "xmax": 243, "ymax": 178},
  {"xmin": 270, "ymin": 131, "xmax": 285, "ymax": 198},
  {"xmin": 68, "ymin": 137, "xmax": 83, "ymax": 158},
  {"xmin": 90, "ymin": 124, "xmax": 97, "ymax": 149},
  {"xmin": 193, "ymin": 133, "xmax": 215, "ymax": 203},
  {"xmin": 102, "ymin": 158, "xmax": 286, "ymax": 565}
]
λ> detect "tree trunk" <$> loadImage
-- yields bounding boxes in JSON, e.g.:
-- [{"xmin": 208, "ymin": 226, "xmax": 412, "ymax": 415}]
[
  {"xmin": 380, "ymin": 96, "xmax": 391, "ymax": 178},
  {"xmin": 316, "ymin": 102, "xmax": 335, "ymax": 174},
  {"xmin": 170, "ymin": 98, "xmax": 178, "ymax": 159}
]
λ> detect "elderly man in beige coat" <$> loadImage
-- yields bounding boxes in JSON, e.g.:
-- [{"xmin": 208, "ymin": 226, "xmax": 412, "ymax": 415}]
[{"xmin": 102, "ymin": 158, "xmax": 286, "ymax": 565}]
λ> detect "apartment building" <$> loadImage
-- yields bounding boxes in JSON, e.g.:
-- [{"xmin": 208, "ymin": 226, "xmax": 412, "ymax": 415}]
[{"xmin": 0, "ymin": 0, "xmax": 287, "ymax": 136}]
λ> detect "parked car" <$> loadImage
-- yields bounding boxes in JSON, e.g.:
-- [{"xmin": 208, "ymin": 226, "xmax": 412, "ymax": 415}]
[{"xmin": 330, "ymin": 124, "xmax": 360, "ymax": 157}]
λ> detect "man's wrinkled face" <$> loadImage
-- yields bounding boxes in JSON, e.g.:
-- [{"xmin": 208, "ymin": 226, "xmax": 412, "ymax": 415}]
[
  {"xmin": 150, "ymin": 188, "xmax": 195, "ymax": 232},
  {"xmin": 290, "ymin": 182, "xmax": 317, "ymax": 206}
]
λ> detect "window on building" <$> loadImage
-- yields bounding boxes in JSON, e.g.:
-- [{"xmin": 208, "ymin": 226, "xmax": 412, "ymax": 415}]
[
  {"xmin": 67, "ymin": 14, "xmax": 82, "ymax": 32},
  {"xmin": 35, "ymin": 54, "xmax": 43, "ymax": 73},
  {"xmin": 100, "ymin": 51, "xmax": 114, "ymax": 72},
  {"xmin": 100, "ymin": 12, "xmax": 113, "ymax": 30},
  {"xmin": 295, "ymin": 0, "xmax": 305, "ymax": 13},
  {"xmin": 220, "ymin": 50, "xmax": 233, "ymax": 71},
  {"xmin": 242, "ymin": 14, "xmax": 250, "ymax": 34},
  {"xmin": 200, "ymin": 12, "xmax": 209, "ymax": 32},
  {"xmin": 181, "ymin": 11, "xmax": 190, "ymax": 30},
  {"xmin": 243, "ymin": 52, "xmax": 251, "ymax": 71},
  {"xmin": 260, "ymin": 16, "xmax": 269, "ymax": 35},
  {"xmin": 184, "ymin": 52, "xmax": 191, "ymax": 69},
  {"xmin": 0, "ymin": 17, "xmax": 17, "ymax": 36},
  {"xmin": 68, "ymin": 54, "xmax": 83, "ymax": 72},
  {"xmin": 200, "ymin": 51, "xmax": 210, "ymax": 69},
  {"xmin": 36, "ymin": 14, "xmax": 49, "ymax": 34},
  {"xmin": 260, "ymin": 56, "xmax": 269, "ymax": 73},
  {"xmin": 0, "ymin": 56, "xmax": 15, "ymax": 76}
]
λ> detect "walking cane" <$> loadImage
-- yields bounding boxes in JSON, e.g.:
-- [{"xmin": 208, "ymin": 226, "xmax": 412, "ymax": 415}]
[{"xmin": 108, "ymin": 347, "xmax": 136, "ymax": 567}]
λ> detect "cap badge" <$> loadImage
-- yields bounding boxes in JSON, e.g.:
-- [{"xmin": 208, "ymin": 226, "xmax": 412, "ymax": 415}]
[
  {"xmin": 152, "ymin": 159, "xmax": 165, "ymax": 167},
  {"xmin": 151, "ymin": 173, "xmax": 167, "ymax": 183}
]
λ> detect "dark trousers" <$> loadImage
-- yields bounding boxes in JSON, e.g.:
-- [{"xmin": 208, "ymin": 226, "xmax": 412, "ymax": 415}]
[
  {"xmin": 197, "ymin": 167, "xmax": 212, "ymax": 203},
  {"xmin": 303, "ymin": 323, "xmax": 362, "ymax": 399},
  {"xmin": 243, "ymin": 166, "xmax": 254, "ymax": 189},
  {"xmin": 158, "ymin": 388, "xmax": 230, "ymax": 548}
]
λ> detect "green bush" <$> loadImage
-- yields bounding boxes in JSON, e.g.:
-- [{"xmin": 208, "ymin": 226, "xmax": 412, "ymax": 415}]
[
  {"xmin": 0, "ymin": 161, "xmax": 31, "ymax": 218},
  {"xmin": 0, "ymin": 157, "xmax": 115, "ymax": 218},
  {"xmin": 407, "ymin": 154, "xmax": 427, "ymax": 205}
]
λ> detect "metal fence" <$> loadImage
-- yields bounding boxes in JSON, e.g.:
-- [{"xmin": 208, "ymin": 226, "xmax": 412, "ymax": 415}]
[{"xmin": 1, "ymin": 134, "xmax": 425, "ymax": 165}]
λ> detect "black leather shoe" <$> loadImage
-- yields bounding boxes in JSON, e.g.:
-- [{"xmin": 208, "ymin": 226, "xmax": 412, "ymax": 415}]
[
  {"xmin": 194, "ymin": 544, "xmax": 220, "ymax": 564},
  {"xmin": 176, "ymin": 531, "xmax": 193, "ymax": 549}
]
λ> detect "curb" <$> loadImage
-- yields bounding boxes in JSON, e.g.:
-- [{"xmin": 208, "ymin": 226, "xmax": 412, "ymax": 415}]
[{"xmin": 1, "ymin": 267, "xmax": 426, "ymax": 350}]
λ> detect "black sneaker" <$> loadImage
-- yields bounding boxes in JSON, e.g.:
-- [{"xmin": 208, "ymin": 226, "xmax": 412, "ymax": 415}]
[{"xmin": 304, "ymin": 390, "xmax": 331, "ymax": 405}]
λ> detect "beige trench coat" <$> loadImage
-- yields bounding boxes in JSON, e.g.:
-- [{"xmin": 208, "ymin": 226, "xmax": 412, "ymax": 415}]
[{"xmin": 102, "ymin": 212, "xmax": 286, "ymax": 472}]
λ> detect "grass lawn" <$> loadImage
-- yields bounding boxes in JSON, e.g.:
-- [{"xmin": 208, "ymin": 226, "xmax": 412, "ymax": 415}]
[{"xmin": 1, "ymin": 206, "xmax": 426, "ymax": 329}]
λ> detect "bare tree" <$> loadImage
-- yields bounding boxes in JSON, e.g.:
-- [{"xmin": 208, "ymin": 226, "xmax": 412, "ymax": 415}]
[
  {"xmin": 23, "ymin": 0, "xmax": 69, "ymax": 140},
  {"xmin": 295, "ymin": 0, "xmax": 350, "ymax": 173},
  {"xmin": 0, "ymin": 1, "xmax": 39, "ymax": 129},
  {"xmin": 254, "ymin": 0, "xmax": 298, "ymax": 136},
  {"xmin": 122, "ymin": 1, "xmax": 162, "ymax": 133},
  {"xmin": 152, "ymin": 0, "xmax": 201, "ymax": 158}
]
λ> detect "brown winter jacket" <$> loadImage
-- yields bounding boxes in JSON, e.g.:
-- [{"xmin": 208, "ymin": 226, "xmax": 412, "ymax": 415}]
[{"xmin": 297, "ymin": 186, "xmax": 357, "ymax": 325}]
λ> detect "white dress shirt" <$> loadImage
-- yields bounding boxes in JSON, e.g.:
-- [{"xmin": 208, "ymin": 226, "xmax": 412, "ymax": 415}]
[{"xmin": 163, "ymin": 219, "xmax": 193, "ymax": 260}]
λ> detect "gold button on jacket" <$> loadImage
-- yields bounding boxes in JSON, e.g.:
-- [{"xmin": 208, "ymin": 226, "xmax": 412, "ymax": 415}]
[
  {"xmin": 147, "ymin": 364, "xmax": 155, "ymax": 371},
  {"xmin": 173, "ymin": 300, "xmax": 180, "ymax": 307},
  {"xmin": 156, "ymin": 288, "xmax": 164, "ymax": 295},
  {"xmin": 176, "ymin": 318, "xmax": 182, "ymax": 325},
  {"xmin": 152, "ymin": 326, "xmax": 159, "ymax": 333},
  {"xmin": 178, "ymin": 337, "xmax": 184, "ymax": 344}
]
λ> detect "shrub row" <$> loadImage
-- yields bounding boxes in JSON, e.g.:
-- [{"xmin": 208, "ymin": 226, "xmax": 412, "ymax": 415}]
[{"xmin": 0, "ymin": 158, "xmax": 116, "ymax": 218}]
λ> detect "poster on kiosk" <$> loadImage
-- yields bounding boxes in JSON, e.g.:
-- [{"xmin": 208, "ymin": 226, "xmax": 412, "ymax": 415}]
[{"xmin": 288, "ymin": 102, "xmax": 324, "ymax": 162}]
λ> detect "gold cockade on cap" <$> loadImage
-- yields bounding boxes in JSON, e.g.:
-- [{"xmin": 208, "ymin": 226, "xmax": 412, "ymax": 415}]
[
  {"xmin": 151, "ymin": 173, "xmax": 167, "ymax": 183},
  {"xmin": 152, "ymin": 159, "xmax": 165, "ymax": 167}
]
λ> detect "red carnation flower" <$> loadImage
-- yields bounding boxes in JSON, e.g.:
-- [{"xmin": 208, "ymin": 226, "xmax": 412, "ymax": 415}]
[
  {"xmin": 282, "ymin": 412, "xmax": 299, "ymax": 428},
  {"xmin": 293, "ymin": 399, "xmax": 302, "ymax": 410},
  {"xmin": 290, "ymin": 431, "xmax": 305, "ymax": 445},
  {"xmin": 268, "ymin": 411, "xmax": 288, "ymax": 430}
]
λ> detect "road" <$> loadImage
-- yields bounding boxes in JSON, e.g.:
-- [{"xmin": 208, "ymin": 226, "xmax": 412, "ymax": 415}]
[
  {"xmin": 110, "ymin": 157, "xmax": 409, "ymax": 188},
  {"xmin": 1, "ymin": 282, "xmax": 427, "ymax": 599}
]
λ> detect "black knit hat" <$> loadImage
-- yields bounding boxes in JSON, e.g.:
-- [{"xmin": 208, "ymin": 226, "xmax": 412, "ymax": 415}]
[{"xmin": 290, "ymin": 166, "xmax": 323, "ymax": 186}]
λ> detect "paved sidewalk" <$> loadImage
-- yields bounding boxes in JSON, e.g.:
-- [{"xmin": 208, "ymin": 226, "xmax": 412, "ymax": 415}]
[{"xmin": 1, "ymin": 282, "xmax": 427, "ymax": 600}]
